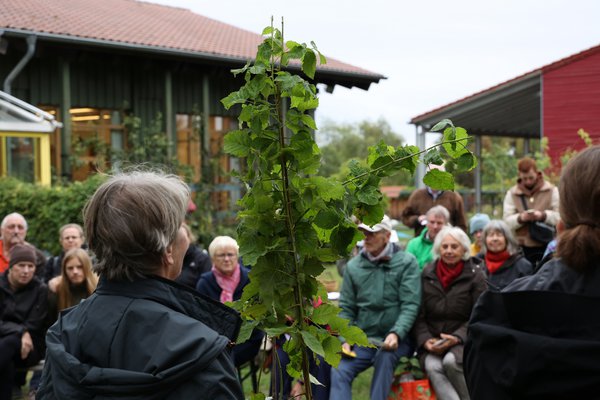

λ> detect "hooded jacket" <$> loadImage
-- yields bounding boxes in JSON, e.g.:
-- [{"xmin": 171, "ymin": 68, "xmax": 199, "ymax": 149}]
[
  {"xmin": 465, "ymin": 258, "xmax": 600, "ymax": 399},
  {"xmin": 37, "ymin": 276, "xmax": 243, "ymax": 400}
]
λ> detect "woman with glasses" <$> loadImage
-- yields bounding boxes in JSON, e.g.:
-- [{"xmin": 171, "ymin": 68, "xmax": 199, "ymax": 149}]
[{"xmin": 196, "ymin": 236, "xmax": 264, "ymax": 367}]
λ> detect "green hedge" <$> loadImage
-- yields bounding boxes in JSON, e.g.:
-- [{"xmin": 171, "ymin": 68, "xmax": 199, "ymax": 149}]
[{"xmin": 0, "ymin": 176, "xmax": 106, "ymax": 255}]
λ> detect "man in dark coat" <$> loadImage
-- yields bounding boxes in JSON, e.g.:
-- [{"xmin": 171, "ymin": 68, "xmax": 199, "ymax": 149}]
[
  {"xmin": 0, "ymin": 244, "xmax": 48, "ymax": 400},
  {"xmin": 37, "ymin": 171, "xmax": 243, "ymax": 400}
]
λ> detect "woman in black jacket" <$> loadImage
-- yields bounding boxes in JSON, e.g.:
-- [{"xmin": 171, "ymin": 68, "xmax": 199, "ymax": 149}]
[
  {"xmin": 465, "ymin": 146, "xmax": 600, "ymax": 400},
  {"xmin": 479, "ymin": 219, "xmax": 533, "ymax": 291}
]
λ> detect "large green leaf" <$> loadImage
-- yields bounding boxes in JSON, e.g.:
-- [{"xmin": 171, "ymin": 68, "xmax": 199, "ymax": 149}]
[
  {"xmin": 301, "ymin": 50, "xmax": 317, "ymax": 79},
  {"xmin": 311, "ymin": 303, "xmax": 340, "ymax": 325},
  {"xmin": 301, "ymin": 329, "xmax": 325, "ymax": 356},
  {"xmin": 223, "ymin": 130, "xmax": 251, "ymax": 157},
  {"xmin": 423, "ymin": 169, "xmax": 455, "ymax": 190}
]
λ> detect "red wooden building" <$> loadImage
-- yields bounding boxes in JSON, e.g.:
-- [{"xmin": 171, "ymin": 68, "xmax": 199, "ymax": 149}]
[{"xmin": 410, "ymin": 44, "xmax": 600, "ymax": 209}]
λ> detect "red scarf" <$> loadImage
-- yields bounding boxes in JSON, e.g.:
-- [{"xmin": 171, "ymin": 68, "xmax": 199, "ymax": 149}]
[
  {"xmin": 212, "ymin": 264, "xmax": 241, "ymax": 303},
  {"xmin": 484, "ymin": 250, "xmax": 510, "ymax": 275},
  {"xmin": 436, "ymin": 259, "xmax": 464, "ymax": 290}
]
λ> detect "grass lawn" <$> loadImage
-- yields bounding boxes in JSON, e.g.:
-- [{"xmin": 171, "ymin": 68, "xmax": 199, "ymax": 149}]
[{"xmin": 240, "ymin": 364, "xmax": 375, "ymax": 399}]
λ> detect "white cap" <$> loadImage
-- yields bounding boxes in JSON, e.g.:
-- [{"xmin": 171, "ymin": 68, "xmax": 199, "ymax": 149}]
[{"xmin": 357, "ymin": 215, "xmax": 393, "ymax": 234}]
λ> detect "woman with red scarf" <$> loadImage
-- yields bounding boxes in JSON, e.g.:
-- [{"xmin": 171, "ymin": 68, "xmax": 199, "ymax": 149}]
[
  {"xmin": 480, "ymin": 220, "xmax": 533, "ymax": 291},
  {"xmin": 413, "ymin": 226, "xmax": 486, "ymax": 400},
  {"xmin": 196, "ymin": 236, "xmax": 264, "ymax": 367}
]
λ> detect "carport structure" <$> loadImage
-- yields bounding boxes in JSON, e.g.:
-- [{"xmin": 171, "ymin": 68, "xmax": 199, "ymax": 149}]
[{"xmin": 410, "ymin": 43, "xmax": 600, "ymax": 211}]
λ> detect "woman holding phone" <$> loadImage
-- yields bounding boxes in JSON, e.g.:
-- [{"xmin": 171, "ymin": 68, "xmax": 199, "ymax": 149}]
[{"xmin": 413, "ymin": 226, "xmax": 487, "ymax": 400}]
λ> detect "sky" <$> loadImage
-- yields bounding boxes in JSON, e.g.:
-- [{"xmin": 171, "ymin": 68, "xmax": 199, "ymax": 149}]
[{"xmin": 150, "ymin": 0, "xmax": 600, "ymax": 145}]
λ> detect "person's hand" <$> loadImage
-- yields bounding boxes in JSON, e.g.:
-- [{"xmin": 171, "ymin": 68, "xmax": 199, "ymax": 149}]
[
  {"xmin": 424, "ymin": 334, "xmax": 460, "ymax": 355},
  {"xmin": 341, "ymin": 342, "xmax": 352, "ymax": 353},
  {"xmin": 290, "ymin": 381, "xmax": 305, "ymax": 398},
  {"xmin": 48, "ymin": 275, "xmax": 63, "ymax": 293},
  {"xmin": 519, "ymin": 210, "xmax": 534, "ymax": 223},
  {"xmin": 531, "ymin": 210, "xmax": 546, "ymax": 221},
  {"xmin": 382, "ymin": 332, "xmax": 399, "ymax": 351},
  {"xmin": 21, "ymin": 331, "xmax": 33, "ymax": 360}
]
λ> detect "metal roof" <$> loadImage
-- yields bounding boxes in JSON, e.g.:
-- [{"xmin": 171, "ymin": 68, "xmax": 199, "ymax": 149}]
[
  {"xmin": 411, "ymin": 43, "xmax": 600, "ymax": 139},
  {"xmin": 0, "ymin": 90, "xmax": 61, "ymax": 132}
]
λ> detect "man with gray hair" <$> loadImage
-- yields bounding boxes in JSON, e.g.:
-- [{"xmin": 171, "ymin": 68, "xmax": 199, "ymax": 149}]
[
  {"xmin": 37, "ymin": 170, "xmax": 243, "ymax": 400},
  {"xmin": 0, "ymin": 213, "xmax": 46, "ymax": 275},
  {"xmin": 406, "ymin": 205, "xmax": 450, "ymax": 269}
]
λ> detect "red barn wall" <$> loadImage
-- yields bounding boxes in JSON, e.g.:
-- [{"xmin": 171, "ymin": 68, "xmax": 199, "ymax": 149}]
[{"xmin": 542, "ymin": 50, "xmax": 600, "ymax": 165}]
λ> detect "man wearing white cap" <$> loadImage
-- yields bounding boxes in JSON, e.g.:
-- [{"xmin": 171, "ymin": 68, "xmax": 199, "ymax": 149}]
[{"xmin": 331, "ymin": 215, "xmax": 421, "ymax": 400}]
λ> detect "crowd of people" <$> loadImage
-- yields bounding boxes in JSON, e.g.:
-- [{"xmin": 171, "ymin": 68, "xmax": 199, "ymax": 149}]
[{"xmin": 0, "ymin": 146, "xmax": 597, "ymax": 400}]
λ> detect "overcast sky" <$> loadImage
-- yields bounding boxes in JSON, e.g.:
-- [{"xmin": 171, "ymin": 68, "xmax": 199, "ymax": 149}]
[{"xmin": 150, "ymin": 0, "xmax": 600, "ymax": 145}]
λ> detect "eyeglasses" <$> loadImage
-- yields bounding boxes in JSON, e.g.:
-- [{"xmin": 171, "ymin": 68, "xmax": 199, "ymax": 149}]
[{"xmin": 215, "ymin": 253, "xmax": 237, "ymax": 259}]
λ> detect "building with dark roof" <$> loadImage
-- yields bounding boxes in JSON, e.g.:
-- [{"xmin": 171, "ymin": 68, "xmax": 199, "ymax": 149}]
[{"xmin": 0, "ymin": 0, "xmax": 384, "ymax": 200}]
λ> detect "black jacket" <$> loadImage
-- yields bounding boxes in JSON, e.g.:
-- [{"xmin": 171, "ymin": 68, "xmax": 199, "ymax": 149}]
[
  {"xmin": 0, "ymin": 273, "xmax": 48, "ymax": 348},
  {"xmin": 465, "ymin": 258, "xmax": 600, "ymax": 399},
  {"xmin": 37, "ymin": 276, "xmax": 244, "ymax": 400},
  {"xmin": 482, "ymin": 253, "xmax": 533, "ymax": 291},
  {"xmin": 174, "ymin": 244, "xmax": 212, "ymax": 289}
]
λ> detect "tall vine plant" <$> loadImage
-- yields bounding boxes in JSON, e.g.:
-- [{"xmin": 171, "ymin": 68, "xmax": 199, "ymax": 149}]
[{"xmin": 221, "ymin": 22, "xmax": 476, "ymax": 399}]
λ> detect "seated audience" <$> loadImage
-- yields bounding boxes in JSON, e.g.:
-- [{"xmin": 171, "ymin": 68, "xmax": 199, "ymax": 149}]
[
  {"xmin": 0, "ymin": 244, "xmax": 48, "ymax": 400},
  {"xmin": 413, "ymin": 227, "xmax": 486, "ymax": 400},
  {"xmin": 196, "ymin": 236, "xmax": 264, "ymax": 367},
  {"xmin": 480, "ymin": 220, "xmax": 533, "ymax": 290},
  {"xmin": 466, "ymin": 146, "xmax": 600, "ymax": 399},
  {"xmin": 406, "ymin": 205, "xmax": 450, "ymax": 269},
  {"xmin": 468, "ymin": 213, "xmax": 490, "ymax": 256}
]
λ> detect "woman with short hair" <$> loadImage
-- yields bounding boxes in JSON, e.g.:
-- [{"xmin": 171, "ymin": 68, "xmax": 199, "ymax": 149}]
[
  {"xmin": 196, "ymin": 236, "xmax": 264, "ymax": 367},
  {"xmin": 479, "ymin": 220, "xmax": 533, "ymax": 290},
  {"xmin": 413, "ymin": 226, "xmax": 487, "ymax": 400}
]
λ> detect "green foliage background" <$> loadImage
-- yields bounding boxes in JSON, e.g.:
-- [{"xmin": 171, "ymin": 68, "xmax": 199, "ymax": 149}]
[{"xmin": 0, "ymin": 176, "xmax": 105, "ymax": 255}]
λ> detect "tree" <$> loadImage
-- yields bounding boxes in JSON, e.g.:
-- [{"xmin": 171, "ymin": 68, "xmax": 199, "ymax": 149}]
[
  {"xmin": 221, "ymin": 21, "xmax": 476, "ymax": 400},
  {"xmin": 319, "ymin": 119, "xmax": 412, "ymax": 185}
]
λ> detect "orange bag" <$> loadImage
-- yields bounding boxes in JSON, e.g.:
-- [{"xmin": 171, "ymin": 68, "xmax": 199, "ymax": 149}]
[{"xmin": 388, "ymin": 379, "xmax": 436, "ymax": 400}]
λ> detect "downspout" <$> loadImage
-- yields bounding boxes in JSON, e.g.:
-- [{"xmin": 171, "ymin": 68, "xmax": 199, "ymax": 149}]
[{"xmin": 3, "ymin": 34, "xmax": 37, "ymax": 95}]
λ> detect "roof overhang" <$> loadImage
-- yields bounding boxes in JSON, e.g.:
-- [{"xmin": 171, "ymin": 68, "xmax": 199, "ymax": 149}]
[
  {"xmin": 0, "ymin": 90, "xmax": 62, "ymax": 132},
  {"xmin": 411, "ymin": 72, "xmax": 542, "ymax": 139},
  {"xmin": 2, "ymin": 29, "xmax": 385, "ymax": 91}
]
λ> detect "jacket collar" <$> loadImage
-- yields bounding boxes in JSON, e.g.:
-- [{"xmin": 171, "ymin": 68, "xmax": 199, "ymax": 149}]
[{"xmin": 96, "ymin": 275, "xmax": 241, "ymax": 341}]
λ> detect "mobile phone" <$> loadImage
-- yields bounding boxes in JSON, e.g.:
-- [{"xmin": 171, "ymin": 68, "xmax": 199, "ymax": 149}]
[{"xmin": 432, "ymin": 338, "xmax": 448, "ymax": 347}]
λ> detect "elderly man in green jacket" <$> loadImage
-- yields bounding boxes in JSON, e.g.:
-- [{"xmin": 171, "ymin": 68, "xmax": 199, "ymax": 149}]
[{"xmin": 331, "ymin": 216, "xmax": 421, "ymax": 400}]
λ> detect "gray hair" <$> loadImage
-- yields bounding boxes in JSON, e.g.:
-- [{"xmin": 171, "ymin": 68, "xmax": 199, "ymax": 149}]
[
  {"xmin": 426, "ymin": 205, "xmax": 450, "ymax": 222},
  {"xmin": 208, "ymin": 236, "xmax": 239, "ymax": 259},
  {"xmin": 59, "ymin": 223, "xmax": 84, "ymax": 240},
  {"xmin": 84, "ymin": 170, "xmax": 190, "ymax": 281},
  {"xmin": 481, "ymin": 219, "xmax": 519, "ymax": 255},
  {"xmin": 1, "ymin": 213, "xmax": 28, "ymax": 230},
  {"xmin": 432, "ymin": 226, "xmax": 471, "ymax": 261}
]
